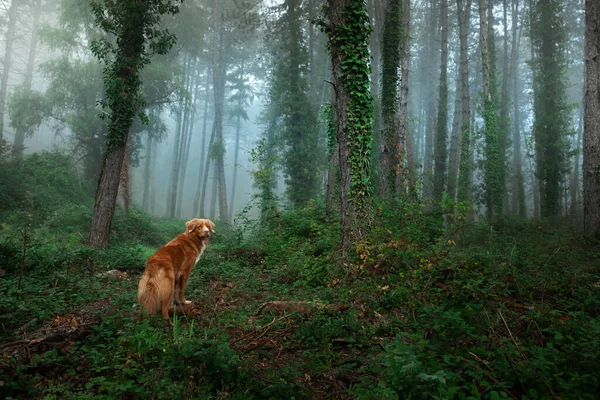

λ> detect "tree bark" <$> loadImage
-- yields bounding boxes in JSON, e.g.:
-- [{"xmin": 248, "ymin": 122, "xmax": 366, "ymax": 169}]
[
  {"xmin": 510, "ymin": 0, "xmax": 526, "ymax": 218},
  {"xmin": 398, "ymin": 0, "xmax": 411, "ymax": 197},
  {"xmin": 193, "ymin": 68, "xmax": 211, "ymax": 217},
  {"xmin": 380, "ymin": 0, "xmax": 402, "ymax": 196},
  {"xmin": 13, "ymin": 0, "xmax": 41, "ymax": 157},
  {"xmin": 89, "ymin": 144, "xmax": 127, "ymax": 247},
  {"xmin": 0, "ymin": 0, "xmax": 19, "ymax": 143},
  {"xmin": 433, "ymin": 0, "xmax": 449, "ymax": 202},
  {"xmin": 142, "ymin": 132, "xmax": 153, "ymax": 213},
  {"xmin": 326, "ymin": 0, "xmax": 373, "ymax": 257},
  {"xmin": 584, "ymin": 0, "xmax": 600, "ymax": 235},
  {"xmin": 229, "ymin": 62, "xmax": 244, "ymax": 222}
]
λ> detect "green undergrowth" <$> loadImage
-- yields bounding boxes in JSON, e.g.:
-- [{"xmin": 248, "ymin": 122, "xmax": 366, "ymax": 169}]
[{"xmin": 1, "ymin": 152, "xmax": 600, "ymax": 399}]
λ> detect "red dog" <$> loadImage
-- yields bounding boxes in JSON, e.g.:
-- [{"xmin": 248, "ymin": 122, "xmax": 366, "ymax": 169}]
[{"xmin": 137, "ymin": 218, "xmax": 215, "ymax": 321}]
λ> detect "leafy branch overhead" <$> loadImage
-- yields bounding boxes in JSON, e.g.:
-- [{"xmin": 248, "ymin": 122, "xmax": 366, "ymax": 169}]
[{"xmin": 89, "ymin": 0, "xmax": 182, "ymax": 152}]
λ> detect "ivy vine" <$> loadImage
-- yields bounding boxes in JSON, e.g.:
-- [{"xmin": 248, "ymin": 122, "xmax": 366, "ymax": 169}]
[{"xmin": 320, "ymin": 0, "xmax": 373, "ymax": 214}]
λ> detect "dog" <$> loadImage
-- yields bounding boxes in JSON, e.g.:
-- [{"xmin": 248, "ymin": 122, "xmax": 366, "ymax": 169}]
[{"xmin": 137, "ymin": 218, "xmax": 215, "ymax": 321}]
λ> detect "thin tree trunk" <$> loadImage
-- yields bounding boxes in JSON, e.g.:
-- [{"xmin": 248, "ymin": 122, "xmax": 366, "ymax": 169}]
[
  {"xmin": 571, "ymin": 104, "xmax": 583, "ymax": 216},
  {"xmin": 177, "ymin": 59, "xmax": 199, "ymax": 217},
  {"xmin": 397, "ymin": 0, "xmax": 411, "ymax": 196},
  {"xmin": 13, "ymin": 0, "xmax": 41, "ymax": 157},
  {"xmin": 210, "ymin": 159, "xmax": 218, "ymax": 219},
  {"xmin": 0, "ymin": 0, "xmax": 19, "ymax": 143},
  {"xmin": 447, "ymin": 71, "xmax": 461, "ymax": 202},
  {"xmin": 423, "ymin": 0, "xmax": 438, "ymax": 201},
  {"xmin": 511, "ymin": 0, "xmax": 526, "ymax": 218},
  {"xmin": 500, "ymin": 0, "xmax": 510, "ymax": 214},
  {"xmin": 433, "ymin": 0, "xmax": 449, "ymax": 202},
  {"xmin": 380, "ymin": 0, "xmax": 402, "ymax": 196},
  {"xmin": 193, "ymin": 68, "xmax": 211, "ymax": 216},
  {"xmin": 198, "ymin": 121, "xmax": 216, "ymax": 217},
  {"xmin": 142, "ymin": 132, "xmax": 153, "ymax": 212},
  {"xmin": 584, "ymin": 0, "xmax": 600, "ymax": 235},
  {"xmin": 212, "ymin": 15, "xmax": 228, "ymax": 221},
  {"xmin": 229, "ymin": 60, "xmax": 244, "ymax": 222}
]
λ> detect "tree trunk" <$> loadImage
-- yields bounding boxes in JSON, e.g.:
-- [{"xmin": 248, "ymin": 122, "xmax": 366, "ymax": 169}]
[
  {"xmin": 380, "ymin": 0, "xmax": 402, "ymax": 196},
  {"xmin": 142, "ymin": 133, "xmax": 153, "ymax": 213},
  {"xmin": 326, "ymin": 0, "xmax": 373, "ymax": 257},
  {"xmin": 584, "ymin": 0, "xmax": 600, "ymax": 235},
  {"xmin": 229, "ymin": 78, "xmax": 243, "ymax": 222},
  {"xmin": 177, "ymin": 60, "xmax": 199, "ymax": 218},
  {"xmin": 0, "ymin": 0, "xmax": 19, "ymax": 143},
  {"xmin": 500, "ymin": 0, "xmax": 510, "ymax": 214},
  {"xmin": 571, "ymin": 104, "xmax": 583, "ymax": 216},
  {"xmin": 368, "ymin": 0, "xmax": 384, "ymax": 182},
  {"xmin": 433, "ymin": 0, "xmax": 449, "ymax": 202},
  {"xmin": 89, "ymin": 144, "xmax": 127, "ymax": 247},
  {"xmin": 422, "ymin": 0, "xmax": 439, "ymax": 201},
  {"xmin": 479, "ymin": 0, "xmax": 501, "ymax": 220},
  {"xmin": 510, "ymin": 0, "xmax": 526, "ymax": 218},
  {"xmin": 397, "ymin": 0, "xmax": 411, "ymax": 197},
  {"xmin": 447, "ymin": 71, "xmax": 461, "ymax": 202},
  {"xmin": 13, "ymin": 0, "xmax": 41, "ymax": 157},
  {"xmin": 213, "ymin": 17, "xmax": 228, "ymax": 221},
  {"xmin": 119, "ymin": 134, "xmax": 131, "ymax": 214},
  {"xmin": 168, "ymin": 97, "xmax": 185, "ymax": 217},
  {"xmin": 193, "ymin": 68, "xmax": 211, "ymax": 217},
  {"xmin": 197, "ymin": 121, "xmax": 216, "ymax": 217}
]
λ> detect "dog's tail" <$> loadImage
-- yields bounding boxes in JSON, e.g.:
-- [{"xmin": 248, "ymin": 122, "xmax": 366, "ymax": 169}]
[{"xmin": 137, "ymin": 268, "xmax": 171, "ymax": 315}]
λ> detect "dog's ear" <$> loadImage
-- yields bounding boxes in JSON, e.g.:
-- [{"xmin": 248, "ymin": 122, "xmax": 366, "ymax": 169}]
[
  {"xmin": 208, "ymin": 220, "xmax": 216, "ymax": 233},
  {"xmin": 186, "ymin": 219, "xmax": 200, "ymax": 233}
]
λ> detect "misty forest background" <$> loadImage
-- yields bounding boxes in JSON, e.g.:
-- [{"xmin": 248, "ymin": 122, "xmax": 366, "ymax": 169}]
[{"xmin": 1, "ymin": 0, "xmax": 600, "ymax": 399}]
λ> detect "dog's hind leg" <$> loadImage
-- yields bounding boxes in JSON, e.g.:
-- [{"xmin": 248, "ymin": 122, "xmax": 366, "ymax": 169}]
[
  {"xmin": 176, "ymin": 274, "xmax": 192, "ymax": 305},
  {"xmin": 160, "ymin": 274, "xmax": 175, "ymax": 322}
]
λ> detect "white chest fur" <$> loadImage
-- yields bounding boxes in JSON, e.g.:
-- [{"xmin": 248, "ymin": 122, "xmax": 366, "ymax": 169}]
[{"xmin": 195, "ymin": 243, "xmax": 207, "ymax": 264}]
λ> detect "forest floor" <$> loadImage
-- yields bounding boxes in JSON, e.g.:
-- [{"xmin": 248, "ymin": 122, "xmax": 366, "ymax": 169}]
[{"xmin": 1, "ymin": 154, "xmax": 600, "ymax": 399}]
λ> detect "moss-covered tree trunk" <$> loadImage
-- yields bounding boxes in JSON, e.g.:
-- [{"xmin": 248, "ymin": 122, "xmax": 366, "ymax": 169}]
[{"xmin": 584, "ymin": 0, "xmax": 600, "ymax": 235}]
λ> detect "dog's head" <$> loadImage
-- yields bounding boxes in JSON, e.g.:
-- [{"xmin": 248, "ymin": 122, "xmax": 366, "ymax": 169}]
[{"xmin": 186, "ymin": 218, "xmax": 215, "ymax": 239}]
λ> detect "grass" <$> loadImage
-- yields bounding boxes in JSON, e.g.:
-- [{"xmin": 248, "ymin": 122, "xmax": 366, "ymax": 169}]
[{"xmin": 1, "ymin": 152, "xmax": 600, "ymax": 399}]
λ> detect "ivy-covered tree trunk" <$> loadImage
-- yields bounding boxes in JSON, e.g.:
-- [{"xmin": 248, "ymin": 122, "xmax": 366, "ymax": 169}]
[
  {"xmin": 89, "ymin": 0, "xmax": 180, "ymax": 248},
  {"xmin": 0, "ymin": 0, "xmax": 19, "ymax": 143},
  {"xmin": 531, "ymin": 0, "xmax": 571, "ymax": 218},
  {"xmin": 433, "ymin": 0, "xmax": 449, "ymax": 202},
  {"xmin": 324, "ymin": 0, "xmax": 373, "ymax": 257},
  {"xmin": 478, "ymin": 0, "xmax": 502, "ymax": 221},
  {"xmin": 380, "ymin": 0, "xmax": 402, "ymax": 197},
  {"xmin": 584, "ymin": 0, "xmax": 600, "ymax": 235},
  {"xmin": 13, "ymin": 0, "xmax": 41, "ymax": 157}
]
